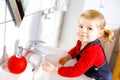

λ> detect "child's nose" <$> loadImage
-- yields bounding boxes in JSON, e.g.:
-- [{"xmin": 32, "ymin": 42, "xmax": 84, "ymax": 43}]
[{"xmin": 81, "ymin": 27, "xmax": 87, "ymax": 33}]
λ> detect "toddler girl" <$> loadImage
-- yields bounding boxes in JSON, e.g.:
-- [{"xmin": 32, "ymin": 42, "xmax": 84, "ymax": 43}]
[{"xmin": 42, "ymin": 9, "xmax": 114, "ymax": 80}]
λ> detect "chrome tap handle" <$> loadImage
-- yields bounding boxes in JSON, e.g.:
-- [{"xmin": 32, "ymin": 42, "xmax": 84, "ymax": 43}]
[{"xmin": 27, "ymin": 40, "xmax": 45, "ymax": 49}]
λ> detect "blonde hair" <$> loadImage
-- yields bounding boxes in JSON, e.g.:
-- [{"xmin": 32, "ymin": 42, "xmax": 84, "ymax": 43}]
[{"xmin": 79, "ymin": 9, "xmax": 114, "ymax": 43}]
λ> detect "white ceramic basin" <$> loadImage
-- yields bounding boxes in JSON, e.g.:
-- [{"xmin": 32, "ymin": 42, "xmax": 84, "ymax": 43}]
[{"xmin": 0, "ymin": 44, "xmax": 93, "ymax": 80}]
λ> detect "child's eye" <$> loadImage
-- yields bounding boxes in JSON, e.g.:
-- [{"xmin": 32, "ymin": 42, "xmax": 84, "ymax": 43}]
[
  {"xmin": 87, "ymin": 27, "xmax": 93, "ymax": 30},
  {"xmin": 79, "ymin": 26, "xmax": 83, "ymax": 28}
]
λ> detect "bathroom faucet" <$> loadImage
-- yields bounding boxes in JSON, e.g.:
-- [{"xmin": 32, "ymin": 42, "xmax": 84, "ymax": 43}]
[
  {"xmin": 24, "ymin": 40, "xmax": 46, "ymax": 71},
  {"xmin": 24, "ymin": 40, "xmax": 47, "ymax": 80}
]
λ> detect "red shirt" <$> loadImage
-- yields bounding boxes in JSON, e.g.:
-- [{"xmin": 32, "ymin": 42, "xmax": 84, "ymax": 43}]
[{"xmin": 58, "ymin": 40, "xmax": 105, "ymax": 77}]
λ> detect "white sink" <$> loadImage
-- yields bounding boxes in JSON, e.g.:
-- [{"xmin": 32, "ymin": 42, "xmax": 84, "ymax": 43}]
[{"xmin": 0, "ymin": 44, "xmax": 93, "ymax": 80}]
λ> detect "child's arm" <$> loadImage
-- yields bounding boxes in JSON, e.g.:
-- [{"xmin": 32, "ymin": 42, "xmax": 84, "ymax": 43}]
[{"xmin": 58, "ymin": 54, "xmax": 72, "ymax": 66}]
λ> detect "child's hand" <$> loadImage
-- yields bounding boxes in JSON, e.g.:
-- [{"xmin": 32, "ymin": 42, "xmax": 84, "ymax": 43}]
[
  {"xmin": 42, "ymin": 61, "xmax": 58, "ymax": 73},
  {"xmin": 58, "ymin": 54, "xmax": 71, "ymax": 66}
]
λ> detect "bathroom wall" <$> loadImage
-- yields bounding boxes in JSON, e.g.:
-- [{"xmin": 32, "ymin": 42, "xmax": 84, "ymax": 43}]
[{"xmin": 58, "ymin": 0, "xmax": 85, "ymax": 49}]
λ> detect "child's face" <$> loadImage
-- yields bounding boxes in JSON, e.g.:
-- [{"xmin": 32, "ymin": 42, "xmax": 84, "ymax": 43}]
[{"xmin": 77, "ymin": 17, "xmax": 102, "ymax": 44}]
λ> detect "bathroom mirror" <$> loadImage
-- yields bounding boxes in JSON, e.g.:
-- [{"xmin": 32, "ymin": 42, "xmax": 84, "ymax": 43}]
[{"xmin": 6, "ymin": 0, "xmax": 24, "ymax": 26}]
